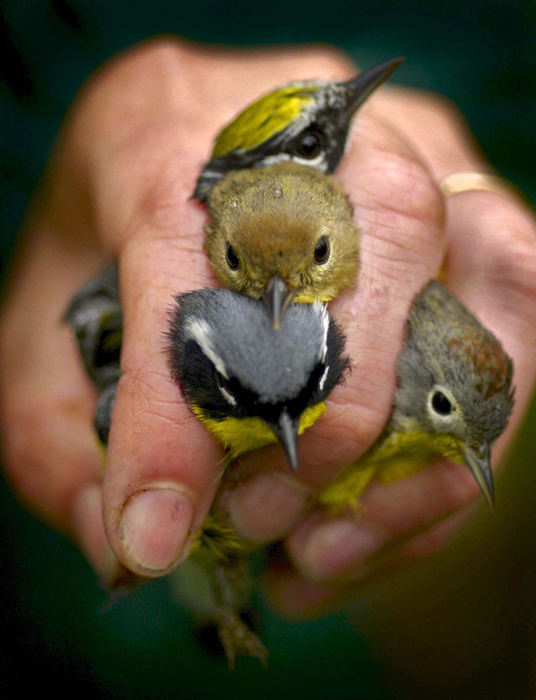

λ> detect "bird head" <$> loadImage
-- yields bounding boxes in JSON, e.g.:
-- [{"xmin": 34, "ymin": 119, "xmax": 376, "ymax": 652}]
[
  {"xmin": 393, "ymin": 281, "xmax": 514, "ymax": 506},
  {"xmin": 205, "ymin": 162, "xmax": 359, "ymax": 327},
  {"xmin": 167, "ymin": 288, "xmax": 350, "ymax": 471},
  {"xmin": 193, "ymin": 57, "xmax": 404, "ymax": 200}
]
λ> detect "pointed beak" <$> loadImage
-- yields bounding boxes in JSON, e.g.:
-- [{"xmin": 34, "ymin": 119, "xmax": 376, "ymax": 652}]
[
  {"xmin": 262, "ymin": 275, "xmax": 296, "ymax": 330},
  {"xmin": 461, "ymin": 442, "xmax": 494, "ymax": 508},
  {"xmin": 341, "ymin": 57, "xmax": 404, "ymax": 118},
  {"xmin": 271, "ymin": 410, "xmax": 299, "ymax": 472}
]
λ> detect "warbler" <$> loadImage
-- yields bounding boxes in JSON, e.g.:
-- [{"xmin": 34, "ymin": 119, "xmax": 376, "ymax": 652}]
[
  {"xmin": 167, "ymin": 288, "xmax": 349, "ymax": 665},
  {"xmin": 65, "ymin": 276, "xmax": 350, "ymax": 664},
  {"xmin": 168, "ymin": 288, "xmax": 349, "ymax": 470},
  {"xmin": 205, "ymin": 161, "xmax": 359, "ymax": 327},
  {"xmin": 63, "ymin": 263, "xmax": 122, "ymax": 444},
  {"xmin": 65, "ymin": 269, "xmax": 350, "ymax": 468},
  {"xmin": 318, "ymin": 280, "xmax": 514, "ymax": 514},
  {"xmin": 193, "ymin": 56, "xmax": 403, "ymax": 201}
]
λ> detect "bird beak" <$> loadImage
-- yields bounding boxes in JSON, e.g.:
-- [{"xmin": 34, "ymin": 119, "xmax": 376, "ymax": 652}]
[
  {"xmin": 263, "ymin": 275, "xmax": 296, "ymax": 330},
  {"xmin": 271, "ymin": 410, "xmax": 299, "ymax": 472},
  {"xmin": 342, "ymin": 57, "xmax": 404, "ymax": 118},
  {"xmin": 461, "ymin": 442, "xmax": 494, "ymax": 508}
]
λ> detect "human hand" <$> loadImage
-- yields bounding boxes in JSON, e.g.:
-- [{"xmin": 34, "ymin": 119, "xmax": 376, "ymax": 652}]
[
  {"xmin": 1, "ymin": 40, "xmax": 535, "ymax": 610},
  {"xmin": 222, "ymin": 80, "xmax": 536, "ymax": 615},
  {"xmin": 0, "ymin": 38, "xmax": 361, "ymax": 582}
]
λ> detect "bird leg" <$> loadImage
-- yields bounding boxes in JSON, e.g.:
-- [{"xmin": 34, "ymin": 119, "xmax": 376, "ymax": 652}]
[{"xmin": 211, "ymin": 556, "xmax": 268, "ymax": 668}]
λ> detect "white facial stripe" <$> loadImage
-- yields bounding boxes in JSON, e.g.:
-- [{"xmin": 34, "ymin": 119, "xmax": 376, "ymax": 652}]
[
  {"xmin": 261, "ymin": 153, "xmax": 292, "ymax": 167},
  {"xmin": 318, "ymin": 364, "xmax": 329, "ymax": 393},
  {"xmin": 218, "ymin": 385, "xmax": 237, "ymax": 407},
  {"xmin": 185, "ymin": 318, "xmax": 228, "ymax": 378},
  {"xmin": 314, "ymin": 301, "xmax": 330, "ymax": 362},
  {"xmin": 261, "ymin": 152, "xmax": 327, "ymax": 171},
  {"xmin": 200, "ymin": 167, "xmax": 222, "ymax": 181}
]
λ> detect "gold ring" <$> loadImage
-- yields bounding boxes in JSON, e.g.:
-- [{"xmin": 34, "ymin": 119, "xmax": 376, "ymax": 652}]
[{"xmin": 439, "ymin": 171, "xmax": 519, "ymax": 198}]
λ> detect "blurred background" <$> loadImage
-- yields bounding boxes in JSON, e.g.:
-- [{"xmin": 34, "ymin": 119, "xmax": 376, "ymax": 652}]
[{"xmin": 1, "ymin": 1, "xmax": 535, "ymax": 697}]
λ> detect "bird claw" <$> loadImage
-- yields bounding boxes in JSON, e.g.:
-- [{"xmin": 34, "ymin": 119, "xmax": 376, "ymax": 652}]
[{"xmin": 217, "ymin": 609, "xmax": 268, "ymax": 669}]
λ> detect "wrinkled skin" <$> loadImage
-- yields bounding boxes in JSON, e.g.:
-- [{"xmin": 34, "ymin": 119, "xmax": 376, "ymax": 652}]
[{"xmin": 1, "ymin": 39, "xmax": 536, "ymax": 618}]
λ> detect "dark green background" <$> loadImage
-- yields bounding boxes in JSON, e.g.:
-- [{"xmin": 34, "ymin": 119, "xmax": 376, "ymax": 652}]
[{"xmin": 1, "ymin": 1, "xmax": 535, "ymax": 697}]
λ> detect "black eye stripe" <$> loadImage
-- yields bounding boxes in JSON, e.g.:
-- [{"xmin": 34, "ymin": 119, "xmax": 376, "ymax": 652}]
[{"xmin": 213, "ymin": 361, "xmax": 327, "ymax": 421}]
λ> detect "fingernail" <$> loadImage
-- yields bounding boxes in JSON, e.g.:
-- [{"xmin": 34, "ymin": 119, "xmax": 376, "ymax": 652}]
[
  {"xmin": 227, "ymin": 471, "xmax": 310, "ymax": 544},
  {"xmin": 301, "ymin": 519, "xmax": 386, "ymax": 582},
  {"xmin": 119, "ymin": 486, "xmax": 193, "ymax": 576}
]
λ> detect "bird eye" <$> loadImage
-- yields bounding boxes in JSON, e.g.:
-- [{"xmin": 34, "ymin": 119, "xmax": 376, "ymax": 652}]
[
  {"xmin": 226, "ymin": 243, "xmax": 240, "ymax": 270},
  {"xmin": 314, "ymin": 236, "xmax": 330, "ymax": 264},
  {"xmin": 431, "ymin": 390, "xmax": 452, "ymax": 416},
  {"xmin": 295, "ymin": 125, "xmax": 324, "ymax": 159}
]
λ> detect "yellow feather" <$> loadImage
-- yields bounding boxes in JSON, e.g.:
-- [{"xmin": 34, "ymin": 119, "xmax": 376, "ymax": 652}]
[
  {"xmin": 212, "ymin": 87, "xmax": 316, "ymax": 156},
  {"xmin": 192, "ymin": 401, "xmax": 327, "ymax": 462},
  {"xmin": 187, "ymin": 401, "xmax": 327, "ymax": 557},
  {"xmin": 189, "ymin": 513, "xmax": 247, "ymax": 561},
  {"xmin": 318, "ymin": 430, "xmax": 465, "ymax": 516}
]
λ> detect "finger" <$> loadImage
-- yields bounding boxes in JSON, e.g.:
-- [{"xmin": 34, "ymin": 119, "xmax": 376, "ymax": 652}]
[
  {"xmin": 226, "ymin": 114, "xmax": 446, "ymax": 542},
  {"xmin": 264, "ymin": 507, "xmax": 471, "ymax": 619},
  {"xmin": 444, "ymin": 190, "xmax": 536, "ymax": 433},
  {"xmin": 0, "ymin": 40, "xmax": 368, "ymax": 580},
  {"xmin": 71, "ymin": 41, "xmax": 360, "ymax": 575},
  {"xmin": 0, "ymin": 212, "xmax": 121, "ymax": 580},
  {"xmin": 101, "ymin": 193, "xmax": 225, "ymax": 577},
  {"xmin": 285, "ymin": 459, "xmax": 477, "ymax": 582},
  {"xmin": 373, "ymin": 87, "xmax": 536, "ymax": 424},
  {"xmin": 276, "ymin": 101, "xmax": 536, "ymax": 592}
]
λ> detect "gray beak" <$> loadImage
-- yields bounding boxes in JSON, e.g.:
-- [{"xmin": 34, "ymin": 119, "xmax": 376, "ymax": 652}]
[
  {"xmin": 263, "ymin": 275, "xmax": 296, "ymax": 330},
  {"xmin": 271, "ymin": 410, "xmax": 299, "ymax": 472},
  {"xmin": 341, "ymin": 57, "xmax": 404, "ymax": 118},
  {"xmin": 461, "ymin": 443, "xmax": 494, "ymax": 508}
]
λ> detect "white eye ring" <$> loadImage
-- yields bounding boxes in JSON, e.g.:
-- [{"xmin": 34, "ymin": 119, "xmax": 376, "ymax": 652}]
[{"xmin": 427, "ymin": 386, "xmax": 457, "ymax": 420}]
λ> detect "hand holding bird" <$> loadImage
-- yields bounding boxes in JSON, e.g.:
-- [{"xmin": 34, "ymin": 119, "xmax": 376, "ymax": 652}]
[{"xmin": 1, "ymin": 40, "xmax": 535, "ymax": 626}]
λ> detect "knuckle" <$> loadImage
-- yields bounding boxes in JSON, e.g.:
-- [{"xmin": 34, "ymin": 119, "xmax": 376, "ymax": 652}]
[
  {"xmin": 409, "ymin": 89, "xmax": 472, "ymax": 141},
  {"xmin": 418, "ymin": 90, "xmax": 466, "ymax": 126},
  {"xmin": 350, "ymin": 117, "xmax": 446, "ymax": 233},
  {"xmin": 92, "ymin": 36, "xmax": 185, "ymax": 94},
  {"xmin": 354, "ymin": 144, "xmax": 445, "ymax": 256},
  {"xmin": 118, "ymin": 364, "xmax": 167, "ymax": 402},
  {"xmin": 95, "ymin": 131, "xmax": 196, "ymax": 245},
  {"xmin": 133, "ymin": 164, "xmax": 195, "ymax": 232},
  {"xmin": 127, "ymin": 36, "xmax": 187, "ymax": 71},
  {"xmin": 484, "ymin": 222, "xmax": 536, "ymax": 305},
  {"xmin": 304, "ymin": 44, "xmax": 357, "ymax": 77},
  {"xmin": 110, "ymin": 364, "xmax": 207, "ymax": 457},
  {"xmin": 378, "ymin": 153, "xmax": 444, "ymax": 226},
  {"xmin": 115, "ymin": 364, "xmax": 184, "ymax": 429}
]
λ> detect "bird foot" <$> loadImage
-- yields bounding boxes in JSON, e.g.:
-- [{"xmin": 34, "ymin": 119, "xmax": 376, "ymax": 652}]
[{"xmin": 217, "ymin": 609, "xmax": 268, "ymax": 669}]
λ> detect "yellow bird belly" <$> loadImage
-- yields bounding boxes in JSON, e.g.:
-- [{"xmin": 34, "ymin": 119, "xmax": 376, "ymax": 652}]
[{"xmin": 318, "ymin": 430, "xmax": 464, "ymax": 516}]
